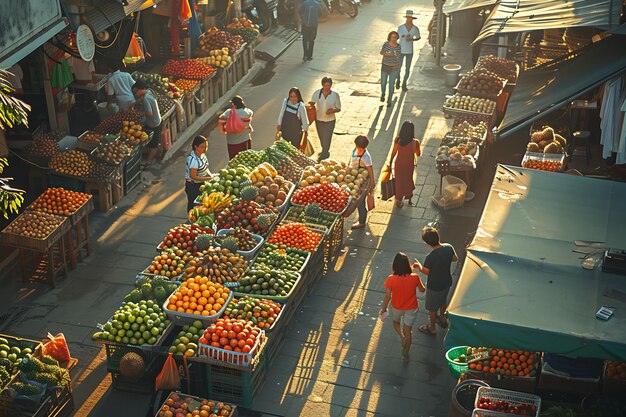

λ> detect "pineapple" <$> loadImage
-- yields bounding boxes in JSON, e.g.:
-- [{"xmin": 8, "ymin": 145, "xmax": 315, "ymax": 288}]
[
  {"xmin": 195, "ymin": 233, "xmax": 214, "ymax": 251},
  {"xmin": 240, "ymin": 185, "xmax": 259, "ymax": 202},
  {"xmin": 220, "ymin": 236, "xmax": 239, "ymax": 253},
  {"xmin": 304, "ymin": 203, "xmax": 322, "ymax": 220},
  {"xmin": 256, "ymin": 213, "xmax": 277, "ymax": 231}
]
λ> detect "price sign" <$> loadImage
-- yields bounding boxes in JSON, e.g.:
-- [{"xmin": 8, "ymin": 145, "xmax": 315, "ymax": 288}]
[{"xmin": 76, "ymin": 25, "xmax": 95, "ymax": 62}]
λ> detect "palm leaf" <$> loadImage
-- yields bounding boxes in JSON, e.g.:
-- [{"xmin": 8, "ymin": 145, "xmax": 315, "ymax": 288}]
[{"xmin": 0, "ymin": 69, "xmax": 30, "ymax": 129}]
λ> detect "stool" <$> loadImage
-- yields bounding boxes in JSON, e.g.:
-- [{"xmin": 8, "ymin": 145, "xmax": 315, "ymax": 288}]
[{"xmin": 570, "ymin": 131, "xmax": 592, "ymax": 165}]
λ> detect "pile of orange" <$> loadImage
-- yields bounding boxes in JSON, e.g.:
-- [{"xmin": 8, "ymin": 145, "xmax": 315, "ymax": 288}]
[
  {"xmin": 166, "ymin": 277, "xmax": 230, "ymax": 317},
  {"xmin": 605, "ymin": 361, "xmax": 626, "ymax": 381},
  {"xmin": 267, "ymin": 222, "xmax": 322, "ymax": 252},
  {"xmin": 469, "ymin": 349, "xmax": 537, "ymax": 377},
  {"xmin": 522, "ymin": 159, "xmax": 563, "ymax": 172},
  {"xmin": 31, "ymin": 188, "xmax": 91, "ymax": 216}
]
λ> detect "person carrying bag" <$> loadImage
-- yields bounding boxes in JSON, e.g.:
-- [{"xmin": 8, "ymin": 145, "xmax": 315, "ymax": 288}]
[{"xmin": 218, "ymin": 96, "xmax": 253, "ymax": 160}]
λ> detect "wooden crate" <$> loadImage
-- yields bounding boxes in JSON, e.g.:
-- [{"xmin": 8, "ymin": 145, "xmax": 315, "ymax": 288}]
[
  {"xmin": 84, "ymin": 181, "xmax": 114, "ymax": 212},
  {"xmin": 182, "ymin": 93, "xmax": 197, "ymax": 128}
]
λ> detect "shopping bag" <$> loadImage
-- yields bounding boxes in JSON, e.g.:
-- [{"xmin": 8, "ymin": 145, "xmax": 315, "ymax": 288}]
[
  {"xmin": 300, "ymin": 135, "xmax": 314, "ymax": 156},
  {"xmin": 380, "ymin": 165, "xmax": 395, "ymax": 201},
  {"xmin": 225, "ymin": 106, "xmax": 247, "ymax": 133},
  {"xmin": 275, "ymin": 131, "xmax": 282, "ymax": 142},
  {"xmin": 125, "ymin": 33, "xmax": 144, "ymax": 60},
  {"xmin": 305, "ymin": 104, "xmax": 316, "ymax": 124},
  {"xmin": 155, "ymin": 353, "xmax": 181, "ymax": 391},
  {"xmin": 43, "ymin": 333, "xmax": 71, "ymax": 363},
  {"xmin": 161, "ymin": 126, "xmax": 172, "ymax": 151},
  {"xmin": 366, "ymin": 194, "xmax": 375, "ymax": 211}
]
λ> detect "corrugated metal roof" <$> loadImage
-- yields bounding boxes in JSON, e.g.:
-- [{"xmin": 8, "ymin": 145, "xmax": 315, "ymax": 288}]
[
  {"xmin": 475, "ymin": 0, "xmax": 623, "ymax": 43},
  {"xmin": 0, "ymin": 19, "xmax": 68, "ymax": 68},
  {"xmin": 85, "ymin": 0, "xmax": 147, "ymax": 34}
]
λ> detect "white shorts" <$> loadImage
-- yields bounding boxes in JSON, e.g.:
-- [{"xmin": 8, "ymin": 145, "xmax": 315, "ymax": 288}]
[{"xmin": 390, "ymin": 307, "xmax": 418, "ymax": 327}]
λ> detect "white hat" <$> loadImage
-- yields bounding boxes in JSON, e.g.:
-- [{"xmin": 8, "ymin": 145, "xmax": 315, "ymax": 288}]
[{"xmin": 404, "ymin": 10, "xmax": 417, "ymax": 19}]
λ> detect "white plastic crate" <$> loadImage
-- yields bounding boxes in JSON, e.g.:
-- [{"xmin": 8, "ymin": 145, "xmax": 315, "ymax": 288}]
[
  {"xmin": 475, "ymin": 387, "xmax": 541, "ymax": 417},
  {"xmin": 197, "ymin": 330, "xmax": 266, "ymax": 367}
]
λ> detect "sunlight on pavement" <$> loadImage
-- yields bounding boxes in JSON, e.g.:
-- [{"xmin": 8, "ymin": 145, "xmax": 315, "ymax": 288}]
[{"xmin": 73, "ymin": 347, "xmax": 111, "ymax": 417}]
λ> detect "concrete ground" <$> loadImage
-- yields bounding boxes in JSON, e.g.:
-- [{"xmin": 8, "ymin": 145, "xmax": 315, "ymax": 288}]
[{"xmin": 0, "ymin": 1, "xmax": 506, "ymax": 416}]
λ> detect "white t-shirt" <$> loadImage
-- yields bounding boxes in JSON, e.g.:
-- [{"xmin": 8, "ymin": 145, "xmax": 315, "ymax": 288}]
[
  {"xmin": 351, "ymin": 148, "xmax": 372, "ymax": 169},
  {"xmin": 398, "ymin": 23, "xmax": 421, "ymax": 55},
  {"xmin": 72, "ymin": 57, "xmax": 95, "ymax": 82},
  {"xmin": 186, "ymin": 152, "xmax": 211, "ymax": 182},
  {"xmin": 107, "ymin": 70, "xmax": 135, "ymax": 109},
  {"xmin": 311, "ymin": 89, "xmax": 341, "ymax": 122},
  {"xmin": 7, "ymin": 64, "xmax": 23, "ymax": 90}
]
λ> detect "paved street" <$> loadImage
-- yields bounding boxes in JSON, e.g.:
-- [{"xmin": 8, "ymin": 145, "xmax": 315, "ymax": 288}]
[{"xmin": 0, "ymin": 1, "xmax": 496, "ymax": 416}]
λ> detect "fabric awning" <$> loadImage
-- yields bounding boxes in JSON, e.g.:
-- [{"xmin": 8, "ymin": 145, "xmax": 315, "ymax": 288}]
[
  {"xmin": 496, "ymin": 34, "xmax": 626, "ymax": 138},
  {"xmin": 446, "ymin": 165, "xmax": 626, "ymax": 362},
  {"xmin": 86, "ymin": 0, "xmax": 147, "ymax": 34},
  {"xmin": 0, "ymin": 18, "xmax": 68, "ymax": 68},
  {"xmin": 443, "ymin": 0, "xmax": 497, "ymax": 14},
  {"xmin": 474, "ymin": 0, "xmax": 623, "ymax": 43}
]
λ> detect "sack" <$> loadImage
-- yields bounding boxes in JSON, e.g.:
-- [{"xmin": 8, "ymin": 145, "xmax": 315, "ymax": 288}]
[
  {"xmin": 366, "ymin": 194, "xmax": 375, "ymax": 211},
  {"xmin": 380, "ymin": 165, "xmax": 395, "ymax": 201},
  {"xmin": 155, "ymin": 353, "xmax": 181, "ymax": 391},
  {"xmin": 382, "ymin": 63, "xmax": 398, "ymax": 73},
  {"xmin": 43, "ymin": 333, "xmax": 71, "ymax": 363},
  {"xmin": 225, "ymin": 106, "xmax": 246, "ymax": 133},
  {"xmin": 300, "ymin": 135, "xmax": 315, "ymax": 156},
  {"xmin": 305, "ymin": 104, "xmax": 316, "ymax": 124}
]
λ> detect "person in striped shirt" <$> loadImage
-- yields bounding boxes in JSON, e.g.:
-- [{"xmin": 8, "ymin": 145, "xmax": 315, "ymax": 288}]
[{"xmin": 380, "ymin": 31, "xmax": 402, "ymax": 106}]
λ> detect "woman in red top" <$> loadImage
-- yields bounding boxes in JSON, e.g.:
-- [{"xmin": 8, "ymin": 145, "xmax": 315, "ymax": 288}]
[
  {"xmin": 380, "ymin": 252, "xmax": 426, "ymax": 362},
  {"xmin": 389, "ymin": 121, "xmax": 420, "ymax": 208}
]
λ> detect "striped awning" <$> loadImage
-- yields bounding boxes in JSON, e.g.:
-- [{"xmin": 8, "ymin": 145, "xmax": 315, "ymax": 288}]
[
  {"xmin": 443, "ymin": 0, "xmax": 497, "ymax": 14},
  {"xmin": 85, "ymin": 0, "xmax": 149, "ymax": 34},
  {"xmin": 474, "ymin": 0, "xmax": 623, "ymax": 43}
]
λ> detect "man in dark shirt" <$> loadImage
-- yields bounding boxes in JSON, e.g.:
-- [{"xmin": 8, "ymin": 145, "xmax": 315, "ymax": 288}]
[
  {"xmin": 299, "ymin": 0, "xmax": 322, "ymax": 61},
  {"xmin": 414, "ymin": 226, "xmax": 458, "ymax": 335}
]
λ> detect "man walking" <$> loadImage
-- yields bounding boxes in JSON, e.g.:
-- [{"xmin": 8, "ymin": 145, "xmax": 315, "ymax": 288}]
[
  {"xmin": 299, "ymin": 0, "xmax": 322, "ymax": 61},
  {"xmin": 397, "ymin": 10, "xmax": 421, "ymax": 91},
  {"xmin": 310, "ymin": 76, "xmax": 341, "ymax": 160}
]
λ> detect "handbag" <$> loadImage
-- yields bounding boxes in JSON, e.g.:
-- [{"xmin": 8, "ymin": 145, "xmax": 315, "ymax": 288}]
[
  {"xmin": 366, "ymin": 194, "xmax": 375, "ymax": 211},
  {"xmin": 300, "ymin": 134, "xmax": 315, "ymax": 156},
  {"xmin": 225, "ymin": 106, "xmax": 246, "ymax": 133},
  {"xmin": 305, "ymin": 104, "xmax": 316, "ymax": 124},
  {"xmin": 380, "ymin": 164, "xmax": 396, "ymax": 201}
]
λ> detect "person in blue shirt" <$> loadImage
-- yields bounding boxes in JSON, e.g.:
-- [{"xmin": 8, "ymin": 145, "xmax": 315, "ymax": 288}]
[{"xmin": 299, "ymin": 0, "xmax": 322, "ymax": 61}]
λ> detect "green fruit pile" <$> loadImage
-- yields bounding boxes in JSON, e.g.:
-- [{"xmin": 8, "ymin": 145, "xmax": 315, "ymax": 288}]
[
  {"xmin": 19, "ymin": 355, "xmax": 70, "ymax": 388},
  {"xmin": 236, "ymin": 265, "xmax": 300, "ymax": 297},
  {"xmin": 168, "ymin": 320, "xmax": 204, "ymax": 357},
  {"xmin": 227, "ymin": 149, "xmax": 263, "ymax": 169},
  {"xmin": 254, "ymin": 243, "xmax": 308, "ymax": 271},
  {"xmin": 200, "ymin": 166, "xmax": 250, "ymax": 197},
  {"xmin": 124, "ymin": 276, "xmax": 180, "ymax": 305},
  {"xmin": 92, "ymin": 300, "xmax": 171, "ymax": 345},
  {"xmin": 0, "ymin": 336, "xmax": 36, "ymax": 383},
  {"xmin": 286, "ymin": 204, "xmax": 337, "ymax": 227}
]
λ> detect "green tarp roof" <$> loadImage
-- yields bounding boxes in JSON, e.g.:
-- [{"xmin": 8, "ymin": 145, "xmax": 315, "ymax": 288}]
[{"xmin": 446, "ymin": 165, "xmax": 626, "ymax": 361}]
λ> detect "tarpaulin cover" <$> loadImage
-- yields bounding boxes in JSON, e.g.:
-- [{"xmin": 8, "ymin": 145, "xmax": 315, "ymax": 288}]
[
  {"xmin": 474, "ymin": 0, "xmax": 623, "ymax": 43},
  {"xmin": 496, "ymin": 34, "xmax": 626, "ymax": 138},
  {"xmin": 443, "ymin": 0, "xmax": 497, "ymax": 14},
  {"xmin": 446, "ymin": 165, "xmax": 626, "ymax": 361}
]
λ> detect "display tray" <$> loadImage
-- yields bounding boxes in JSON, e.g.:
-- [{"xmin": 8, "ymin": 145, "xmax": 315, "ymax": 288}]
[
  {"xmin": 89, "ymin": 141, "xmax": 131, "ymax": 166},
  {"xmin": 197, "ymin": 330, "xmax": 265, "ymax": 368},
  {"xmin": 216, "ymin": 229, "xmax": 264, "ymax": 260},
  {"xmin": 253, "ymin": 243, "xmax": 311, "ymax": 273},
  {"xmin": 76, "ymin": 131, "xmax": 106, "ymax": 152},
  {"xmin": 443, "ymin": 104, "xmax": 496, "ymax": 126},
  {"xmin": 282, "ymin": 207, "xmax": 337, "ymax": 234},
  {"xmin": 1, "ymin": 212, "xmax": 71, "ymax": 252},
  {"xmin": 474, "ymin": 387, "xmax": 541, "ymax": 417},
  {"xmin": 290, "ymin": 196, "xmax": 351, "ymax": 217},
  {"xmin": 455, "ymin": 78, "xmax": 507, "ymax": 101},
  {"xmin": 233, "ymin": 271, "xmax": 303, "ymax": 302},
  {"xmin": 521, "ymin": 152, "xmax": 566, "ymax": 172},
  {"xmin": 224, "ymin": 297, "xmax": 286, "ymax": 332},
  {"xmin": 162, "ymin": 288, "xmax": 233, "ymax": 326},
  {"xmin": 94, "ymin": 318, "xmax": 174, "ymax": 351},
  {"xmin": 154, "ymin": 392, "xmax": 238, "ymax": 417},
  {"xmin": 443, "ymin": 128, "xmax": 488, "ymax": 148},
  {"xmin": 27, "ymin": 194, "xmax": 94, "ymax": 227}
]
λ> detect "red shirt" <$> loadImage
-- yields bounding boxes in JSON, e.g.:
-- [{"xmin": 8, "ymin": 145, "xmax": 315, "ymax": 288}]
[{"xmin": 384, "ymin": 273, "xmax": 425, "ymax": 310}]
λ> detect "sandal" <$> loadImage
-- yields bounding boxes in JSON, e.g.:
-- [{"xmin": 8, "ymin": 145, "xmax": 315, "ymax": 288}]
[
  {"xmin": 437, "ymin": 316, "xmax": 449, "ymax": 328},
  {"xmin": 419, "ymin": 324, "xmax": 436, "ymax": 336},
  {"xmin": 351, "ymin": 223, "xmax": 365, "ymax": 230}
]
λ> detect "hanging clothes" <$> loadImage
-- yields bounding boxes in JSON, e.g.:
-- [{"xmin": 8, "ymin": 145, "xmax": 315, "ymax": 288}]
[
  {"xmin": 616, "ymin": 95, "xmax": 626, "ymax": 165},
  {"xmin": 599, "ymin": 77, "xmax": 622, "ymax": 159}
]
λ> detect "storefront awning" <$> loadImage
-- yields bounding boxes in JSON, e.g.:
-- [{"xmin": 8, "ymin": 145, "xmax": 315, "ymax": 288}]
[
  {"xmin": 496, "ymin": 34, "xmax": 626, "ymax": 138},
  {"xmin": 443, "ymin": 0, "xmax": 497, "ymax": 14},
  {"xmin": 0, "ymin": 18, "xmax": 68, "ymax": 68},
  {"xmin": 474, "ymin": 0, "xmax": 623, "ymax": 43},
  {"xmin": 446, "ymin": 165, "xmax": 626, "ymax": 362},
  {"xmin": 85, "ymin": 0, "xmax": 148, "ymax": 34}
]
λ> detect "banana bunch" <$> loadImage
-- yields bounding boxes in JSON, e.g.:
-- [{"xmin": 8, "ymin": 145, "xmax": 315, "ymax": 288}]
[{"xmin": 202, "ymin": 192, "xmax": 234, "ymax": 213}]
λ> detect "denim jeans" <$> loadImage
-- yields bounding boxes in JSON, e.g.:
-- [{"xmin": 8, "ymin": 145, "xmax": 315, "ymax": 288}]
[
  {"xmin": 398, "ymin": 53, "xmax": 413, "ymax": 85},
  {"xmin": 381, "ymin": 68, "xmax": 399, "ymax": 101}
]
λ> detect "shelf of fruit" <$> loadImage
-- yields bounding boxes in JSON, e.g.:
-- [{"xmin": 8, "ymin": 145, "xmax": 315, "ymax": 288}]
[
  {"xmin": 161, "ymin": 59, "xmax": 215, "ymax": 80},
  {"xmin": 24, "ymin": 131, "xmax": 62, "ymax": 161},
  {"xmin": 436, "ymin": 143, "xmax": 478, "ymax": 169},
  {"xmin": 468, "ymin": 348, "xmax": 539, "ymax": 378},
  {"xmin": 156, "ymin": 392, "xmax": 237, "ymax": 417},
  {"xmin": 291, "ymin": 182, "xmax": 351, "ymax": 215},
  {"xmin": 476, "ymin": 54, "xmax": 519, "ymax": 85},
  {"xmin": 50, "ymin": 150, "xmax": 93, "ymax": 177},
  {"xmin": 227, "ymin": 149, "xmax": 264, "ymax": 169},
  {"xmin": 164, "ymin": 276, "xmax": 233, "ymax": 325},
  {"xmin": 443, "ymin": 120, "xmax": 488, "ymax": 148},
  {"xmin": 196, "ymin": 49, "xmax": 232, "ymax": 69},
  {"xmin": 300, "ymin": 159, "xmax": 370, "ymax": 202},
  {"xmin": 247, "ymin": 163, "xmax": 295, "ymax": 210},
  {"xmin": 605, "ymin": 360, "xmax": 626, "ymax": 383},
  {"xmin": 254, "ymin": 242, "xmax": 310, "ymax": 273},
  {"xmin": 2, "ymin": 211, "xmax": 71, "ymax": 251},
  {"xmin": 267, "ymin": 222, "xmax": 323, "ymax": 253},
  {"xmin": 223, "ymin": 296, "xmax": 283, "ymax": 330},
  {"xmin": 118, "ymin": 121, "xmax": 151, "ymax": 148},
  {"xmin": 455, "ymin": 67, "xmax": 507, "ymax": 100},
  {"xmin": 144, "ymin": 248, "xmax": 193, "ymax": 279},
  {"xmin": 94, "ymin": 110, "xmax": 144, "ymax": 134},
  {"xmin": 172, "ymin": 78, "xmax": 201, "ymax": 96},
  {"xmin": 284, "ymin": 204, "xmax": 338, "ymax": 230},
  {"xmin": 197, "ymin": 317, "xmax": 266, "ymax": 367},
  {"xmin": 225, "ymin": 18, "xmax": 260, "ymax": 44},
  {"xmin": 131, "ymin": 72, "xmax": 181, "ymax": 99},
  {"xmin": 0, "ymin": 334, "xmax": 42, "ymax": 390},
  {"xmin": 166, "ymin": 320, "xmax": 205, "ymax": 357},
  {"xmin": 77, "ymin": 131, "xmax": 108, "ymax": 151},
  {"xmin": 200, "ymin": 166, "xmax": 251, "ymax": 198},
  {"xmin": 443, "ymin": 94, "xmax": 496, "ymax": 121},
  {"xmin": 90, "ymin": 139, "xmax": 131, "ymax": 165},
  {"xmin": 198, "ymin": 27, "xmax": 245, "ymax": 56},
  {"xmin": 29, "ymin": 188, "xmax": 93, "ymax": 225},
  {"xmin": 158, "ymin": 224, "xmax": 216, "ymax": 255},
  {"xmin": 235, "ymin": 265, "xmax": 301, "ymax": 300},
  {"xmin": 216, "ymin": 228, "xmax": 264, "ymax": 259},
  {"xmin": 215, "ymin": 198, "xmax": 280, "ymax": 237},
  {"xmin": 475, "ymin": 387, "xmax": 541, "ymax": 417}
]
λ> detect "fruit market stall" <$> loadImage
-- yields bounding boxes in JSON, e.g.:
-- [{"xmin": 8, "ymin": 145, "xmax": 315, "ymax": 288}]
[
  {"xmin": 87, "ymin": 140, "xmax": 365, "ymax": 407},
  {"xmin": 0, "ymin": 332, "xmax": 76, "ymax": 417},
  {"xmin": 443, "ymin": 165, "xmax": 626, "ymax": 410}
]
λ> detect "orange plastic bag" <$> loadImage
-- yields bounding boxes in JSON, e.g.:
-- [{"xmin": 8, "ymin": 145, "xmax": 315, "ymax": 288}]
[
  {"xmin": 43, "ymin": 333, "xmax": 71, "ymax": 363},
  {"xmin": 155, "ymin": 353, "xmax": 181, "ymax": 391},
  {"xmin": 125, "ymin": 33, "xmax": 144, "ymax": 59}
]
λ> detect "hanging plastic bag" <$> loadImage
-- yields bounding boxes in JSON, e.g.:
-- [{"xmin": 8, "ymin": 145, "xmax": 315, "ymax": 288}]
[
  {"xmin": 43, "ymin": 333, "xmax": 71, "ymax": 363},
  {"xmin": 155, "ymin": 353, "xmax": 181, "ymax": 391},
  {"xmin": 125, "ymin": 33, "xmax": 145, "ymax": 60},
  {"xmin": 225, "ymin": 106, "xmax": 246, "ymax": 133}
]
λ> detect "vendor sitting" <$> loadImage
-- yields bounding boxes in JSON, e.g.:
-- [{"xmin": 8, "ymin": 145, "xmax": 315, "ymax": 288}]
[{"xmin": 132, "ymin": 80, "xmax": 162, "ymax": 166}]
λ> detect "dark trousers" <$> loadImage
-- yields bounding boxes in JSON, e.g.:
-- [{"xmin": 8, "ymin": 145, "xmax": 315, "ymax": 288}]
[
  {"xmin": 185, "ymin": 181, "xmax": 202, "ymax": 213},
  {"xmin": 357, "ymin": 196, "xmax": 367, "ymax": 224},
  {"xmin": 302, "ymin": 25, "xmax": 318, "ymax": 58},
  {"xmin": 398, "ymin": 53, "xmax": 413, "ymax": 86}
]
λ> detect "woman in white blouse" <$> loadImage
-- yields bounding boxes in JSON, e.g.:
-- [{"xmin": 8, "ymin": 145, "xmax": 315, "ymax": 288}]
[{"xmin": 277, "ymin": 87, "xmax": 309, "ymax": 149}]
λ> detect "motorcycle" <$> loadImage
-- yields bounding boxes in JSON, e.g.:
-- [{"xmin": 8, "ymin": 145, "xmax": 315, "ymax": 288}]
[{"xmin": 323, "ymin": 0, "xmax": 359, "ymax": 18}]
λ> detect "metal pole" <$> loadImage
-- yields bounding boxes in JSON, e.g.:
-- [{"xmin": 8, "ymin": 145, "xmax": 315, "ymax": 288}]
[{"xmin": 435, "ymin": 0, "xmax": 444, "ymax": 66}]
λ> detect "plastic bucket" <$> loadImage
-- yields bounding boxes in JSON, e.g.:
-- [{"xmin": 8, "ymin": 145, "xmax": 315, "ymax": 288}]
[
  {"xmin": 450, "ymin": 379, "xmax": 490, "ymax": 417},
  {"xmin": 446, "ymin": 346, "xmax": 470, "ymax": 379},
  {"xmin": 444, "ymin": 64, "xmax": 462, "ymax": 87}
]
